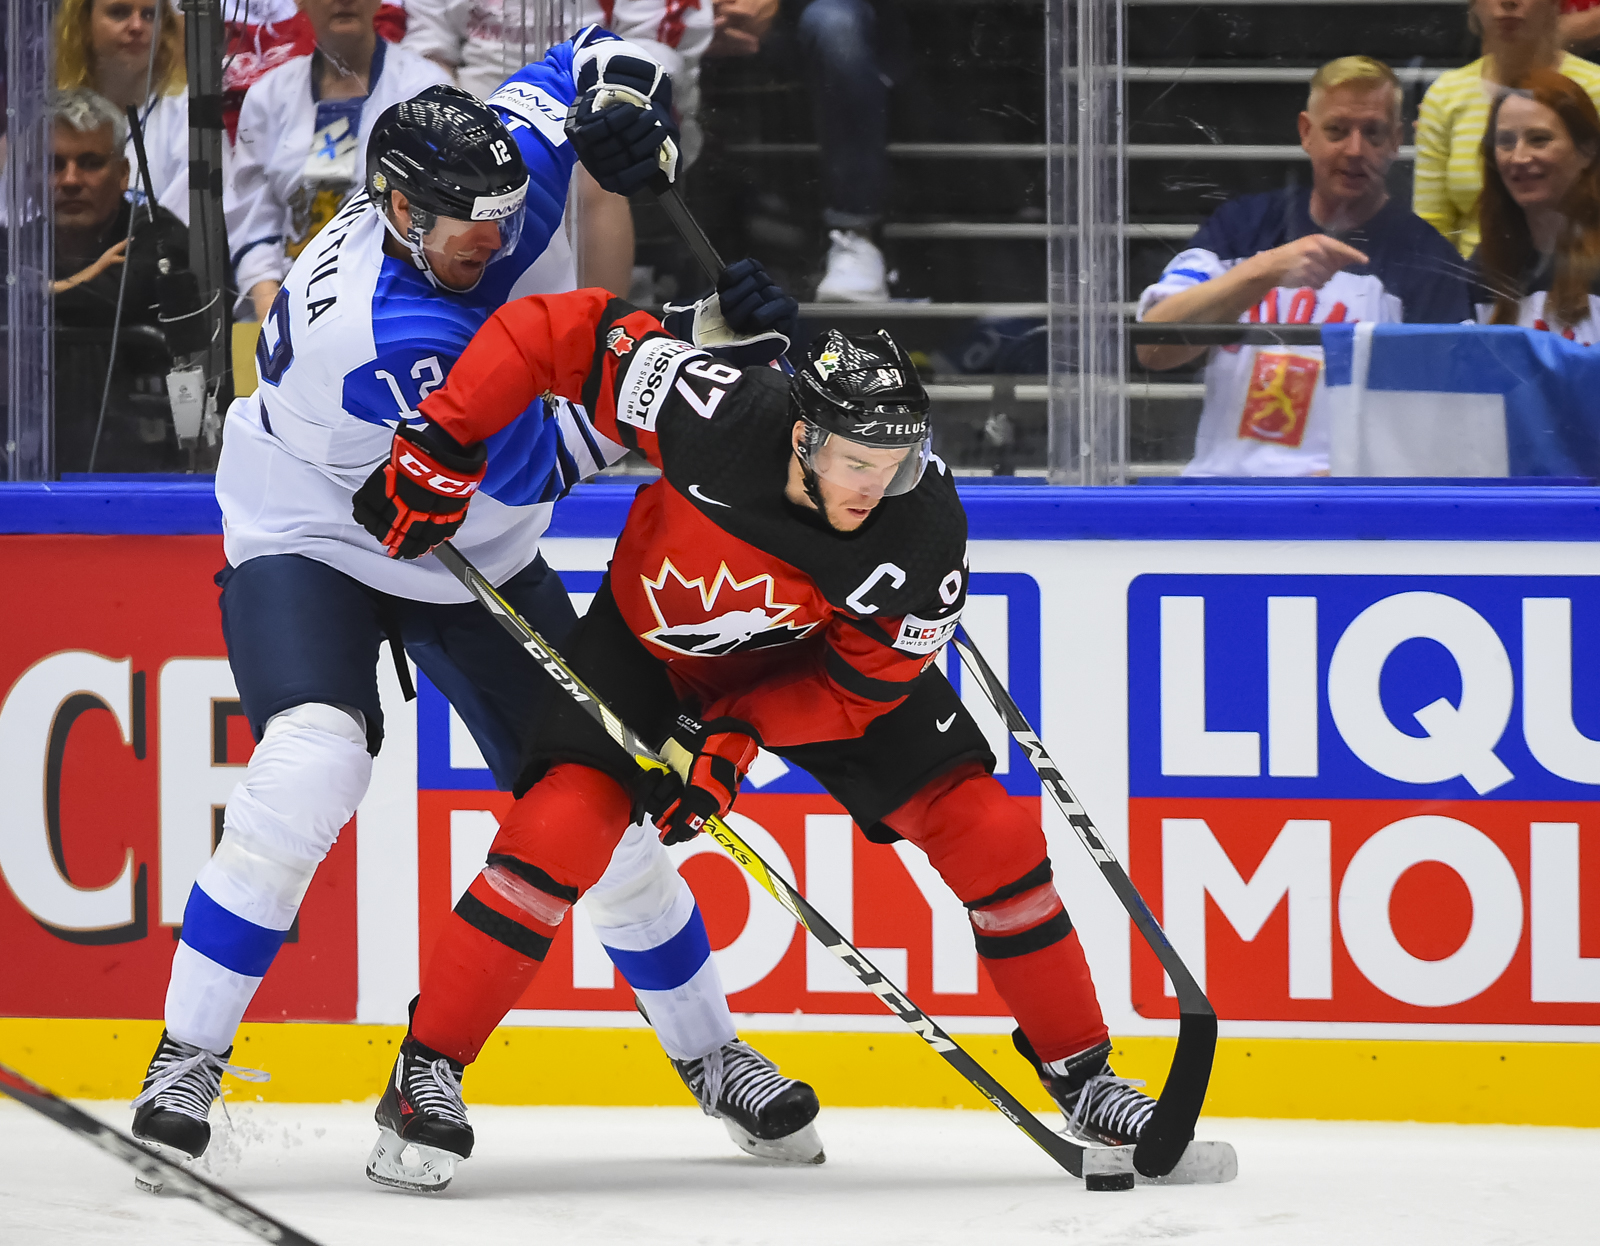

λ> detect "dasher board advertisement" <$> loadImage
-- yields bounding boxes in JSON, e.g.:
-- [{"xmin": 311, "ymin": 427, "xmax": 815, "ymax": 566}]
[{"xmin": 2, "ymin": 517, "xmax": 1597, "ymax": 1044}]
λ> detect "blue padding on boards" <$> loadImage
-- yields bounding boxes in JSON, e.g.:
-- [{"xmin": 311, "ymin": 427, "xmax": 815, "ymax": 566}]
[
  {"xmin": 603, "ymin": 906, "xmax": 713, "ymax": 992},
  {"xmin": 180, "ymin": 885, "xmax": 289, "ymax": 978}
]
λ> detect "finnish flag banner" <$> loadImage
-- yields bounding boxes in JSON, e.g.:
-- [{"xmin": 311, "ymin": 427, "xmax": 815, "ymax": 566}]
[{"xmin": 1324, "ymin": 323, "xmax": 1600, "ymax": 478}]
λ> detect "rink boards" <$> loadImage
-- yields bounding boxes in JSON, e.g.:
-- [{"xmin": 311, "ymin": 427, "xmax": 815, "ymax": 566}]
[{"xmin": 1, "ymin": 481, "xmax": 1598, "ymax": 1126}]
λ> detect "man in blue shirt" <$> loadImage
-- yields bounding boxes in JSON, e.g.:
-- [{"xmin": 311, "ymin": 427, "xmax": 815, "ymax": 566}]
[{"xmin": 1137, "ymin": 56, "xmax": 1472, "ymax": 476}]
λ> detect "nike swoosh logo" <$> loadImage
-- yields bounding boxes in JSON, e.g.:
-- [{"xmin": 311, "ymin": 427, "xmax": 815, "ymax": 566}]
[
  {"xmin": 936, "ymin": 714, "xmax": 957, "ymax": 732},
  {"xmin": 688, "ymin": 483, "xmax": 730, "ymax": 508}
]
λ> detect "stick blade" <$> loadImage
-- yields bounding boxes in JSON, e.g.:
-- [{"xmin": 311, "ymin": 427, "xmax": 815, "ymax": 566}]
[{"xmin": 1133, "ymin": 1010, "xmax": 1218, "ymax": 1178}]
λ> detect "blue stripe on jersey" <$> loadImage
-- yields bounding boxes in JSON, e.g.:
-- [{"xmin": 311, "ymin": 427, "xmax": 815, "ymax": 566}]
[
  {"xmin": 180, "ymin": 884, "xmax": 289, "ymax": 978},
  {"xmin": 1168, "ymin": 268, "xmax": 1211, "ymax": 283},
  {"xmin": 480, "ymin": 400, "xmax": 565, "ymax": 507},
  {"xmin": 544, "ymin": 436, "xmax": 581, "ymax": 504},
  {"xmin": 566, "ymin": 405, "xmax": 608, "ymax": 469},
  {"xmin": 602, "ymin": 907, "xmax": 713, "ymax": 992}
]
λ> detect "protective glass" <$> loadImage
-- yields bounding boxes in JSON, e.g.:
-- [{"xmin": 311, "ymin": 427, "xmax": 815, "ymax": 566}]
[{"xmin": 801, "ymin": 427, "xmax": 931, "ymax": 500}]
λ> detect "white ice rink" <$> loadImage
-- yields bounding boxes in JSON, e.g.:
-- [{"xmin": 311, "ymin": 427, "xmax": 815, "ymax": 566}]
[{"xmin": 2, "ymin": 1101, "xmax": 1593, "ymax": 1246}]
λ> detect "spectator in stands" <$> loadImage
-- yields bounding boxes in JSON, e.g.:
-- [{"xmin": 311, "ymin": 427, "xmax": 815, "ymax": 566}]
[
  {"xmin": 1561, "ymin": 0, "xmax": 1600, "ymax": 53},
  {"xmin": 227, "ymin": 0, "xmax": 447, "ymax": 321},
  {"xmin": 405, "ymin": 2, "xmax": 710, "ymax": 136},
  {"xmin": 1415, "ymin": 0, "xmax": 1600, "ymax": 258},
  {"xmin": 704, "ymin": 0, "xmax": 905, "ymax": 302},
  {"xmin": 1137, "ymin": 57, "xmax": 1472, "ymax": 478},
  {"xmin": 56, "ymin": 0, "xmax": 191, "ymax": 223},
  {"xmin": 51, "ymin": 88, "xmax": 189, "ymax": 472},
  {"xmin": 795, "ymin": 0, "xmax": 901, "ymax": 302},
  {"xmin": 222, "ymin": 0, "xmax": 409, "ymax": 142},
  {"xmin": 1474, "ymin": 69, "xmax": 1600, "ymax": 341}
]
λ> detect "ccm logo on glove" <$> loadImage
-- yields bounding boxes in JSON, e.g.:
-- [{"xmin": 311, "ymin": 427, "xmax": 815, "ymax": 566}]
[
  {"xmin": 353, "ymin": 422, "xmax": 488, "ymax": 560},
  {"xmin": 395, "ymin": 447, "xmax": 482, "ymax": 497}
]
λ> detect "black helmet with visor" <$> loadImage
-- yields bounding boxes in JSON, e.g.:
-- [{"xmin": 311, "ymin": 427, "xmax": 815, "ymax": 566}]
[
  {"xmin": 790, "ymin": 329, "xmax": 931, "ymax": 499},
  {"xmin": 366, "ymin": 85, "xmax": 530, "ymax": 290}
]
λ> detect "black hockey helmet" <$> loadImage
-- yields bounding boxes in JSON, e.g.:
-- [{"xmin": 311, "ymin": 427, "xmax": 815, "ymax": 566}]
[
  {"xmin": 790, "ymin": 329, "xmax": 932, "ymax": 498},
  {"xmin": 366, "ymin": 85, "xmax": 530, "ymax": 287}
]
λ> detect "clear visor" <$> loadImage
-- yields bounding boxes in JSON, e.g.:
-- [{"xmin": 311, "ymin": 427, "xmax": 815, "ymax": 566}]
[
  {"xmin": 802, "ymin": 427, "xmax": 931, "ymax": 500},
  {"xmin": 416, "ymin": 209, "xmax": 525, "ymax": 271}
]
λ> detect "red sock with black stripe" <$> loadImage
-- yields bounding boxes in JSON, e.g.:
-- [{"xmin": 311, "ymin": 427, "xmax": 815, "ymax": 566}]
[{"xmin": 410, "ymin": 764, "xmax": 634, "ymax": 1065}]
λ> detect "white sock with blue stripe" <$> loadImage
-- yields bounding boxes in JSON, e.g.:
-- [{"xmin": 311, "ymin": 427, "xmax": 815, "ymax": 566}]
[
  {"xmin": 165, "ymin": 702, "xmax": 371, "ymax": 1053},
  {"xmin": 585, "ymin": 821, "xmax": 737, "ymax": 1062}
]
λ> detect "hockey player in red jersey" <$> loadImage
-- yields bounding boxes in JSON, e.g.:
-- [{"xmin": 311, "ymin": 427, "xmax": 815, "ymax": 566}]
[{"xmin": 355, "ymin": 289, "xmax": 1173, "ymax": 1166}]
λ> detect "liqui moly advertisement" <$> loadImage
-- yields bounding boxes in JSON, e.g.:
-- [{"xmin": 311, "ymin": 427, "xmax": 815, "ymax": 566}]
[{"xmin": 1125, "ymin": 573, "xmax": 1600, "ymax": 1035}]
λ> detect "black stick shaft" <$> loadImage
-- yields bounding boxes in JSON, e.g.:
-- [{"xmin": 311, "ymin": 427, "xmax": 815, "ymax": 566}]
[
  {"xmin": 951, "ymin": 630, "xmax": 1217, "ymax": 1178},
  {"xmin": 432, "ymin": 542, "xmax": 1090, "ymax": 1178},
  {"xmin": 124, "ymin": 105, "xmax": 161, "ymax": 217},
  {"xmin": 656, "ymin": 186, "xmax": 725, "ymax": 281},
  {"xmin": 0, "ymin": 1064, "xmax": 326, "ymax": 1246}
]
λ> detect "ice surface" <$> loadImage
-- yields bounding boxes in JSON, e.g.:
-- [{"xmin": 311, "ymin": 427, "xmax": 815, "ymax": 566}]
[{"xmin": 1, "ymin": 1100, "xmax": 1592, "ymax": 1246}]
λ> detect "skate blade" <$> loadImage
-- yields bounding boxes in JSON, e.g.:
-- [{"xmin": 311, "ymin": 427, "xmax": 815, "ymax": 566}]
[
  {"xmin": 722, "ymin": 1118, "xmax": 826, "ymax": 1165},
  {"xmin": 1079, "ymin": 1139, "xmax": 1238, "ymax": 1186},
  {"xmin": 365, "ymin": 1126, "xmax": 461, "ymax": 1193},
  {"xmin": 131, "ymin": 1138, "xmax": 196, "ymax": 1194}
]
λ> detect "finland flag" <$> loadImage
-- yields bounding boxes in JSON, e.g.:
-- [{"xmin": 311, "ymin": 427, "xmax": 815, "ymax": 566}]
[{"xmin": 1324, "ymin": 323, "xmax": 1600, "ymax": 478}]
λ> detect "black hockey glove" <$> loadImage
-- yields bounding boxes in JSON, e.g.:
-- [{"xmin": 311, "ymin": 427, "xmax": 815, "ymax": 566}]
[
  {"xmin": 660, "ymin": 259, "xmax": 796, "ymax": 369},
  {"xmin": 565, "ymin": 48, "xmax": 679, "ymax": 196},
  {"xmin": 352, "ymin": 422, "xmax": 487, "ymax": 560},
  {"xmin": 717, "ymin": 258, "xmax": 799, "ymax": 343},
  {"xmin": 653, "ymin": 716, "xmax": 760, "ymax": 845}
]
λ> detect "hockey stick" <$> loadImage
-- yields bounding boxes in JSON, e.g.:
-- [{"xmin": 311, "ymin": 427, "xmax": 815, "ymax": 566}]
[
  {"xmin": 0, "ymin": 1062, "xmax": 326, "ymax": 1246},
  {"xmin": 429, "ymin": 541, "xmax": 1142, "ymax": 1183},
  {"xmin": 949, "ymin": 631, "xmax": 1218, "ymax": 1180},
  {"xmin": 657, "ymin": 186, "xmax": 725, "ymax": 282}
]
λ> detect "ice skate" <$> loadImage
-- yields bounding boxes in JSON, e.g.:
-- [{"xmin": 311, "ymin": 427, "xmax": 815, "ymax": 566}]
[
  {"xmin": 130, "ymin": 1030, "xmax": 266, "ymax": 1194},
  {"xmin": 673, "ymin": 1039, "xmax": 825, "ymax": 1164},
  {"xmin": 1014, "ymin": 1030, "xmax": 1237, "ymax": 1184},
  {"xmin": 814, "ymin": 229, "xmax": 889, "ymax": 303},
  {"xmin": 366, "ymin": 1032, "xmax": 474, "ymax": 1194}
]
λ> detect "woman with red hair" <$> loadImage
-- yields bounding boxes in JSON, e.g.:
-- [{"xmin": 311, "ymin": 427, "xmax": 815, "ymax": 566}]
[{"xmin": 1474, "ymin": 68, "xmax": 1600, "ymax": 341}]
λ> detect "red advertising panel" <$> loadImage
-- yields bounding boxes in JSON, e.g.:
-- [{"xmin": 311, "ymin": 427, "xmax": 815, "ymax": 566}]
[{"xmin": 0, "ymin": 536, "xmax": 356, "ymax": 1022}]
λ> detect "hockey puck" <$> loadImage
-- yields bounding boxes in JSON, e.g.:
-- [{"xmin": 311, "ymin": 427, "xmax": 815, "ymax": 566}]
[{"xmin": 1084, "ymin": 1171, "xmax": 1136, "ymax": 1192}]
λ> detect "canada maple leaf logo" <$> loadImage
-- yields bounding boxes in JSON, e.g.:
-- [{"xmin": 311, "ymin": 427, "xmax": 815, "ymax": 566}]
[
  {"xmin": 641, "ymin": 558, "xmax": 820, "ymax": 657},
  {"xmin": 606, "ymin": 326, "xmax": 636, "ymax": 357}
]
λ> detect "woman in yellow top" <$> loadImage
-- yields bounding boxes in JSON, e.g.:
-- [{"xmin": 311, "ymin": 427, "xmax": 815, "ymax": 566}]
[{"xmin": 1414, "ymin": 0, "xmax": 1600, "ymax": 256}]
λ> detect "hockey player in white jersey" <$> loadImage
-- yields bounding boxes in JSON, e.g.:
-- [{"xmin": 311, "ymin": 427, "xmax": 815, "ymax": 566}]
[{"xmin": 131, "ymin": 32, "xmax": 819, "ymax": 1192}]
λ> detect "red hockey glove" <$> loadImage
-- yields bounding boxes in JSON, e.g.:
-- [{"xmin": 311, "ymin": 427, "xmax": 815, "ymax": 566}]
[
  {"xmin": 353, "ymin": 423, "xmax": 488, "ymax": 560},
  {"xmin": 654, "ymin": 717, "xmax": 760, "ymax": 845}
]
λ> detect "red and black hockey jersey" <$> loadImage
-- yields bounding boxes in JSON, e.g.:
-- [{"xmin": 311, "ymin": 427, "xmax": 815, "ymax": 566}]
[{"xmin": 420, "ymin": 291, "xmax": 970, "ymax": 747}]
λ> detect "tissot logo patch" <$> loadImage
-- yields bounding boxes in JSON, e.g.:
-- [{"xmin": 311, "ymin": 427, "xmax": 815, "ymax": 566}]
[
  {"xmin": 641, "ymin": 558, "xmax": 821, "ymax": 657},
  {"xmin": 894, "ymin": 611, "xmax": 959, "ymax": 656},
  {"xmin": 616, "ymin": 337, "xmax": 699, "ymax": 433}
]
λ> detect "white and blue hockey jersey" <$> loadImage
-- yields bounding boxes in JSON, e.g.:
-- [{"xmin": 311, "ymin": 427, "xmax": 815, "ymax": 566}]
[{"xmin": 216, "ymin": 32, "xmax": 632, "ymax": 602}]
